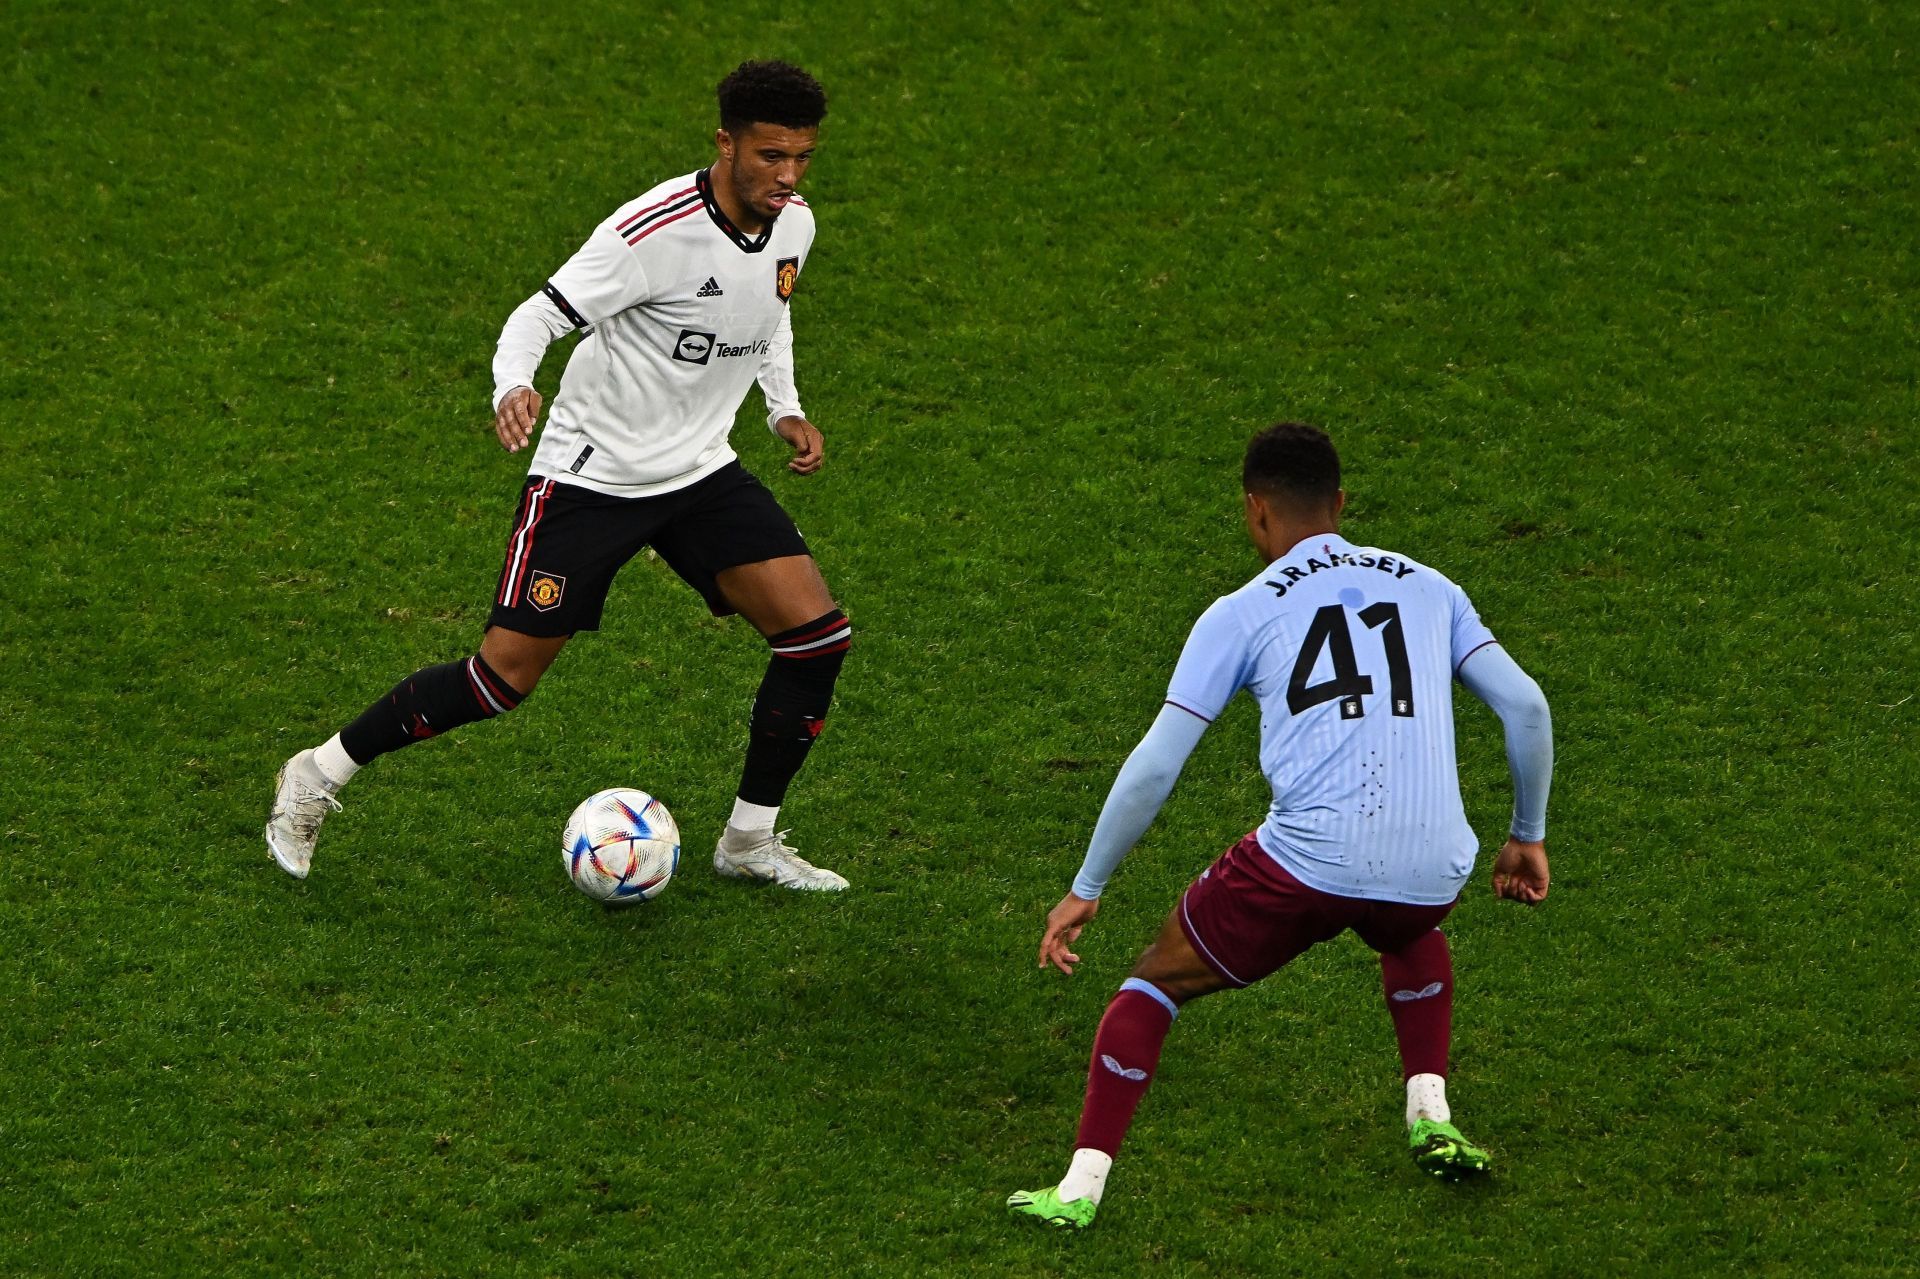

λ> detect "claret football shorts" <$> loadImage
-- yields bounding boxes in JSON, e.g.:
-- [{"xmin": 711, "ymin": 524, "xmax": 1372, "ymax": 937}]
[
  {"xmin": 488, "ymin": 461, "xmax": 811, "ymax": 637},
  {"xmin": 1177, "ymin": 832, "xmax": 1458, "ymax": 987}
]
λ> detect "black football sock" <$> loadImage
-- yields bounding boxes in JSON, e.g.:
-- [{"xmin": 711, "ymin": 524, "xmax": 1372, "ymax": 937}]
[
  {"xmin": 339, "ymin": 653, "xmax": 527, "ymax": 765},
  {"xmin": 735, "ymin": 609, "xmax": 851, "ymax": 807}
]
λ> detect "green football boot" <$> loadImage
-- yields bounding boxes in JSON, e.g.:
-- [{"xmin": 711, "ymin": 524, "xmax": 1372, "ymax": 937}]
[
  {"xmin": 1006, "ymin": 1185, "xmax": 1098, "ymax": 1229},
  {"xmin": 1409, "ymin": 1119, "xmax": 1492, "ymax": 1180}
]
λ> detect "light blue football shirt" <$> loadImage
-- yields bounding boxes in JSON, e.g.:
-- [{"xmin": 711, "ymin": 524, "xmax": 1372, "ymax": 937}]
[{"xmin": 1165, "ymin": 532, "xmax": 1498, "ymax": 905}]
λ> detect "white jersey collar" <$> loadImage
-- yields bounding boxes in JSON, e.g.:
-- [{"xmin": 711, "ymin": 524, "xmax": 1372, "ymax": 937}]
[{"xmin": 1274, "ymin": 530, "xmax": 1352, "ymax": 566}]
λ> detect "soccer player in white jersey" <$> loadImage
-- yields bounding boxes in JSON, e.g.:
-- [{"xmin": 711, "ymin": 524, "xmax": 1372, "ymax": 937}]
[
  {"xmin": 1008, "ymin": 423, "xmax": 1554, "ymax": 1229},
  {"xmin": 265, "ymin": 61, "xmax": 854, "ymax": 892}
]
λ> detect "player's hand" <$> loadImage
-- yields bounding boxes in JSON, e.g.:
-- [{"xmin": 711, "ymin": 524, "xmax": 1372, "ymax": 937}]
[
  {"xmin": 774, "ymin": 415, "xmax": 824, "ymax": 474},
  {"xmin": 1492, "ymin": 837, "xmax": 1549, "ymax": 905},
  {"xmin": 1038, "ymin": 892, "xmax": 1100, "ymax": 976},
  {"xmin": 495, "ymin": 386, "xmax": 542, "ymax": 453}
]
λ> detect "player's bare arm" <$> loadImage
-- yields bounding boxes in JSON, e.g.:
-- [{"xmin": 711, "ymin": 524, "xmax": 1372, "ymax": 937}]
[
  {"xmin": 495, "ymin": 386, "xmax": 541, "ymax": 453},
  {"xmin": 774, "ymin": 414, "xmax": 823, "ymax": 474},
  {"xmin": 1492, "ymin": 837, "xmax": 1549, "ymax": 904}
]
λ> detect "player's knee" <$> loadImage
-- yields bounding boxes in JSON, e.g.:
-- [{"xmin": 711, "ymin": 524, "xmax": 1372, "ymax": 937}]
[
  {"xmin": 478, "ymin": 630, "xmax": 566, "ymax": 695},
  {"xmin": 1128, "ymin": 946, "xmax": 1222, "ymax": 1005},
  {"xmin": 1127, "ymin": 969, "xmax": 1213, "ymax": 1008},
  {"xmin": 1116, "ymin": 976, "xmax": 1185, "ymax": 1018},
  {"xmin": 487, "ymin": 659, "xmax": 544, "ymax": 698}
]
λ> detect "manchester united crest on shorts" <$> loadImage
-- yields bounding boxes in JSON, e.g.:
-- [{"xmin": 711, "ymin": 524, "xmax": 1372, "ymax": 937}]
[
  {"xmin": 527, "ymin": 571, "xmax": 566, "ymax": 612},
  {"xmin": 775, "ymin": 256, "xmax": 799, "ymax": 303}
]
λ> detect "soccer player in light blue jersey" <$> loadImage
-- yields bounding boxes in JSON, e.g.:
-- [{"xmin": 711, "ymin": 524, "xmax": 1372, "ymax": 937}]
[{"xmin": 1009, "ymin": 423, "xmax": 1553, "ymax": 1229}]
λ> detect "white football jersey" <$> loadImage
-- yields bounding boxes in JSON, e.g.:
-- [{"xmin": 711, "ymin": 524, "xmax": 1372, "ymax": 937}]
[
  {"xmin": 518, "ymin": 168, "xmax": 814, "ymax": 497},
  {"xmin": 1166, "ymin": 532, "xmax": 1499, "ymax": 905}
]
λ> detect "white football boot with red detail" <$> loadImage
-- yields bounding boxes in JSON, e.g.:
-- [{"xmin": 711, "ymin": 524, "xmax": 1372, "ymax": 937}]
[
  {"xmin": 265, "ymin": 748, "xmax": 341, "ymax": 879},
  {"xmin": 713, "ymin": 827, "xmax": 848, "ymax": 892}
]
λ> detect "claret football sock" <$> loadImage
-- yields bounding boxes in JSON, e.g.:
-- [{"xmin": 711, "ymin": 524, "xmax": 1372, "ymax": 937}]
[
  {"xmin": 1073, "ymin": 978, "xmax": 1179, "ymax": 1158},
  {"xmin": 1380, "ymin": 928, "xmax": 1453, "ymax": 1082}
]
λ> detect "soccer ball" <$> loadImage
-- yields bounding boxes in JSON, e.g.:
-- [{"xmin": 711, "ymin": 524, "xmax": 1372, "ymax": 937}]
[{"xmin": 562, "ymin": 788, "xmax": 681, "ymax": 904}]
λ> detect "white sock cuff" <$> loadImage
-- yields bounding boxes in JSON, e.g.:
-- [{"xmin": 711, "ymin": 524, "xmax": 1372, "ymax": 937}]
[
  {"xmin": 728, "ymin": 798, "xmax": 780, "ymax": 834},
  {"xmin": 1406, "ymin": 1072, "xmax": 1450, "ymax": 1127},
  {"xmin": 1058, "ymin": 1147, "xmax": 1113, "ymax": 1205},
  {"xmin": 312, "ymin": 735, "xmax": 360, "ymax": 790}
]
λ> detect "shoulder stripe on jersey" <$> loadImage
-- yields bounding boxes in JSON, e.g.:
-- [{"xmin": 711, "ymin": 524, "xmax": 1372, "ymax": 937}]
[
  {"xmin": 620, "ymin": 194, "xmax": 702, "ymax": 243},
  {"xmin": 617, "ymin": 186, "xmax": 698, "ymax": 234},
  {"xmin": 542, "ymin": 282, "xmax": 586, "ymax": 329},
  {"xmin": 627, "ymin": 202, "xmax": 704, "ymax": 245}
]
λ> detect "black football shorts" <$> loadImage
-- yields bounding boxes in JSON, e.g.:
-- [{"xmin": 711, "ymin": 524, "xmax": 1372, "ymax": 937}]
[{"xmin": 488, "ymin": 461, "xmax": 810, "ymax": 637}]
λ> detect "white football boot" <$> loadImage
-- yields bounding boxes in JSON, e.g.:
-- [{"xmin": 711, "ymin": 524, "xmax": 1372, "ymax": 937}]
[
  {"xmin": 713, "ymin": 828, "xmax": 849, "ymax": 892},
  {"xmin": 265, "ymin": 748, "xmax": 341, "ymax": 879}
]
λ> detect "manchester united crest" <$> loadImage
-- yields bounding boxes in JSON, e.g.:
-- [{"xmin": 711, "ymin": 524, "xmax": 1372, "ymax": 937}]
[
  {"xmin": 527, "ymin": 571, "xmax": 566, "ymax": 612},
  {"xmin": 775, "ymin": 256, "xmax": 799, "ymax": 303}
]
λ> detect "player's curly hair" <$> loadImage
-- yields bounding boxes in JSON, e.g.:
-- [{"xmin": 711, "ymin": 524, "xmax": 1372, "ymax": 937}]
[
  {"xmin": 1244, "ymin": 422, "xmax": 1341, "ymax": 509},
  {"xmin": 718, "ymin": 60, "xmax": 827, "ymax": 133}
]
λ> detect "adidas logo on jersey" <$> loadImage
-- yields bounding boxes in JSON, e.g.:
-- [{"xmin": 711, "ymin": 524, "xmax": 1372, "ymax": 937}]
[{"xmin": 695, "ymin": 277, "xmax": 725, "ymax": 297}]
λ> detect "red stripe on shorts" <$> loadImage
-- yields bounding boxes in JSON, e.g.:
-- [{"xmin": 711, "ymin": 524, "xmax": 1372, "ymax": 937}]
[{"xmin": 498, "ymin": 479, "xmax": 553, "ymax": 606}]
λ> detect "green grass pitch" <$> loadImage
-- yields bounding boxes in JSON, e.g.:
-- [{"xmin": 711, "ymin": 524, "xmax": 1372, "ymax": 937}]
[{"xmin": 3, "ymin": 1, "xmax": 1916, "ymax": 1273}]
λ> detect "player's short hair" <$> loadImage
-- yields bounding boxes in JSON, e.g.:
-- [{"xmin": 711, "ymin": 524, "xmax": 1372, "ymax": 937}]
[
  {"xmin": 718, "ymin": 60, "xmax": 827, "ymax": 133},
  {"xmin": 1243, "ymin": 422, "xmax": 1341, "ymax": 510}
]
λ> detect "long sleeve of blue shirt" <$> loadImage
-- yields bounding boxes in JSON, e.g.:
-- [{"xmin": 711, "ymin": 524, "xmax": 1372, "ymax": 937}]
[
  {"xmin": 1069, "ymin": 705, "xmax": 1210, "ymax": 900},
  {"xmin": 1457, "ymin": 643, "xmax": 1553, "ymax": 841}
]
